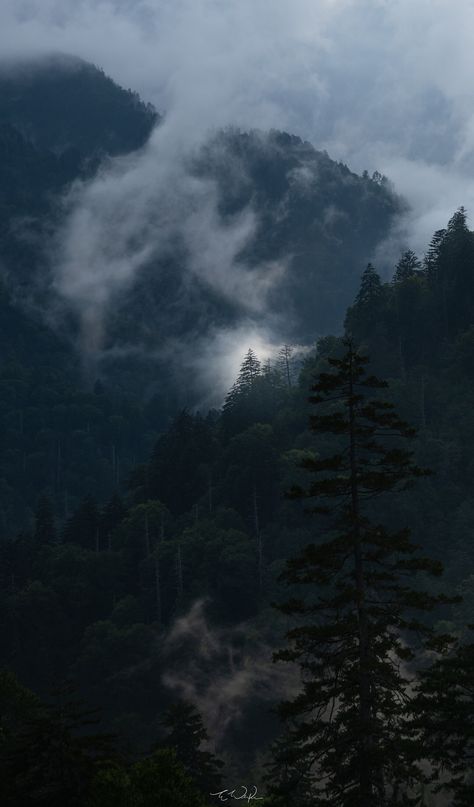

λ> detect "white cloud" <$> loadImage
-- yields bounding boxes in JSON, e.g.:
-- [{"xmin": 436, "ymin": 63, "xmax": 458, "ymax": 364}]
[{"xmin": 4, "ymin": 0, "xmax": 474, "ymax": 393}]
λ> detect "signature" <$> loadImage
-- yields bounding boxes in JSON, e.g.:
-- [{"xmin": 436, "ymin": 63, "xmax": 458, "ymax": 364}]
[{"xmin": 210, "ymin": 785, "xmax": 263, "ymax": 802}]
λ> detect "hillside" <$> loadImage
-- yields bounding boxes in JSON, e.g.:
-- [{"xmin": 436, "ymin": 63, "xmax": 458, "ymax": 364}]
[
  {"xmin": 0, "ymin": 58, "xmax": 404, "ymax": 532},
  {"xmin": 0, "ymin": 54, "xmax": 158, "ymax": 159}
]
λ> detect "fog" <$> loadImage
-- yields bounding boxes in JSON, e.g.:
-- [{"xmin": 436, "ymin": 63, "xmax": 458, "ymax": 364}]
[{"xmin": 3, "ymin": 0, "xmax": 474, "ymax": 395}]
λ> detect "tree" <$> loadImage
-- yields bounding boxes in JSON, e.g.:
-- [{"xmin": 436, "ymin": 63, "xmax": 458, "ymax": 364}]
[
  {"xmin": 34, "ymin": 495, "xmax": 56, "ymax": 544},
  {"xmin": 222, "ymin": 348, "xmax": 284, "ymax": 437},
  {"xmin": 344, "ymin": 265, "xmax": 390, "ymax": 362},
  {"xmin": 86, "ymin": 749, "xmax": 208, "ymax": 807},
  {"xmin": 156, "ymin": 700, "xmax": 224, "ymax": 795},
  {"xmin": 99, "ymin": 494, "xmax": 126, "ymax": 551},
  {"xmin": 222, "ymin": 348, "xmax": 262, "ymax": 431},
  {"xmin": 264, "ymin": 729, "xmax": 314, "ymax": 806},
  {"xmin": 354, "ymin": 263, "xmax": 383, "ymax": 306},
  {"xmin": 272, "ymin": 339, "xmax": 451, "ymax": 806},
  {"xmin": 0, "ymin": 682, "xmax": 116, "ymax": 807},
  {"xmin": 413, "ymin": 632, "xmax": 474, "ymax": 806},
  {"xmin": 147, "ymin": 411, "xmax": 216, "ymax": 515},
  {"xmin": 63, "ymin": 495, "xmax": 100, "ymax": 551},
  {"xmin": 392, "ymin": 250, "xmax": 421, "ymax": 283},
  {"xmin": 278, "ymin": 345, "xmax": 294, "ymax": 388},
  {"xmin": 423, "ymin": 228, "xmax": 446, "ymax": 288}
]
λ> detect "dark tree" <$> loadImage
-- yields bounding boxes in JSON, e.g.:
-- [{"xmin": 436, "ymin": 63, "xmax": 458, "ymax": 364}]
[
  {"xmin": 63, "ymin": 496, "xmax": 100, "ymax": 550},
  {"xmin": 34, "ymin": 495, "xmax": 56, "ymax": 544},
  {"xmin": 392, "ymin": 250, "xmax": 421, "ymax": 283},
  {"xmin": 272, "ymin": 339, "xmax": 451, "ymax": 806},
  {"xmin": 147, "ymin": 411, "xmax": 217, "ymax": 515},
  {"xmin": 413, "ymin": 632, "xmax": 474, "ymax": 806},
  {"xmin": 222, "ymin": 348, "xmax": 262, "ymax": 427},
  {"xmin": 278, "ymin": 345, "xmax": 294, "ymax": 388},
  {"xmin": 264, "ymin": 730, "xmax": 314, "ymax": 806},
  {"xmin": 156, "ymin": 700, "xmax": 224, "ymax": 795},
  {"xmin": 99, "ymin": 493, "xmax": 126, "ymax": 551},
  {"xmin": 0, "ymin": 683, "xmax": 116, "ymax": 807},
  {"xmin": 354, "ymin": 263, "xmax": 383, "ymax": 306}
]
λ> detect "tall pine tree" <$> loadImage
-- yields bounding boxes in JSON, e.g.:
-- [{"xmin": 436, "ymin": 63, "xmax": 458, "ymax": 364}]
[{"xmin": 272, "ymin": 339, "xmax": 451, "ymax": 806}]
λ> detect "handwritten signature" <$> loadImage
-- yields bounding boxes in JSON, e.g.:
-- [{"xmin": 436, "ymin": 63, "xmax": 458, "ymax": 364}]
[{"xmin": 210, "ymin": 785, "xmax": 263, "ymax": 802}]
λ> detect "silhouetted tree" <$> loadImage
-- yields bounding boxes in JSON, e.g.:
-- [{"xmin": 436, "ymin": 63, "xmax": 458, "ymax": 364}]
[
  {"xmin": 156, "ymin": 700, "xmax": 224, "ymax": 795},
  {"xmin": 273, "ymin": 339, "xmax": 451, "ymax": 805}
]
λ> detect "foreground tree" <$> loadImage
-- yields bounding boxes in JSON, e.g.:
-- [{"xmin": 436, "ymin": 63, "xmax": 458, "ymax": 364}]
[
  {"xmin": 413, "ymin": 632, "xmax": 474, "ymax": 806},
  {"xmin": 272, "ymin": 339, "xmax": 451, "ymax": 806},
  {"xmin": 155, "ymin": 700, "xmax": 224, "ymax": 796}
]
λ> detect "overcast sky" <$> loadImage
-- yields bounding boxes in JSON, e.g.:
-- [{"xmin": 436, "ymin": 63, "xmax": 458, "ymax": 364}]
[{"xmin": 3, "ymin": 0, "xmax": 474, "ymax": 245}]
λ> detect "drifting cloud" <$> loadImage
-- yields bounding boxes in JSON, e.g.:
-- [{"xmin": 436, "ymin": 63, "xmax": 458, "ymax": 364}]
[
  {"xmin": 4, "ymin": 0, "xmax": 474, "ymax": 393},
  {"xmin": 162, "ymin": 599, "xmax": 299, "ymax": 753}
]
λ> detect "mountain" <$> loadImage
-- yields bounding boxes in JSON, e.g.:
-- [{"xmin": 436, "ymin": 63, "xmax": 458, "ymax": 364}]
[
  {"xmin": 0, "ymin": 54, "xmax": 158, "ymax": 159},
  {"xmin": 0, "ymin": 56, "xmax": 403, "ymax": 531}
]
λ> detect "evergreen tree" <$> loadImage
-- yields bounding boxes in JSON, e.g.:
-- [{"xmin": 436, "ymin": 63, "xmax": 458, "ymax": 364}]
[
  {"xmin": 0, "ymin": 683, "xmax": 116, "ymax": 807},
  {"xmin": 272, "ymin": 339, "xmax": 451, "ymax": 806},
  {"xmin": 237, "ymin": 347, "xmax": 262, "ymax": 386},
  {"xmin": 156, "ymin": 700, "xmax": 224, "ymax": 795},
  {"xmin": 278, "ymin": 345, "xmax": 294, "ymax": 388},
  {"xmin": 413, "ymin": 632, "xmax": 474, "ymax": 806},
  {"xmin": 423, "ymin": 228, "xmax": 446, "ymax": 288},
  {"xmin": 86, "ymin": 749, "xmax": 208, "ymax": 807},
  {"xmin": 222, "ymin": 348, "xmax": 283, "ymax": 436},
  {"xmin": 393, "ymin": 250, "xmax": 421, "ymax": 283},
  {"xmin": 148, "ymin": 411, "xmax": 216, "ymax": 515},
  {"xmin": 222, "ymin": 348, "xmax": 262, "ymax": 424},
  {"xmin": 264, "ymin": 730, "xmax": 314, "ymax": 806},
  {"xmin": 354, "ymin": 263, "xmax": 383, "ymax": 306}
]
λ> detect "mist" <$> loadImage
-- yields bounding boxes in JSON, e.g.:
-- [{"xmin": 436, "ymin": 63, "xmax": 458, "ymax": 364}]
[
  {"xmin": 162, "ymin": 599, "xmax": 299, "ymax": 766},
  {"xmin": 4, "ymin": 0, "xmax": 474, "ymax": 399}
]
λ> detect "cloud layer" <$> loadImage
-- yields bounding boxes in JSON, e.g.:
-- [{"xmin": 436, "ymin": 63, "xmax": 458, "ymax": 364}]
[
  {"xmin": 4, "ymin": 0, "xmax": 474, "ymax": 397},
  {"xmin": 3, "ymin": 1, "xmax": 474, "ymax": 248}
]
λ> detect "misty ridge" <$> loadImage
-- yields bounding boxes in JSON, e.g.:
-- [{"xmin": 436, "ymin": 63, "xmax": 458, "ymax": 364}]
[{"xmin": 0, "ymin": 55, "xmax": 403, "ymax": 411}]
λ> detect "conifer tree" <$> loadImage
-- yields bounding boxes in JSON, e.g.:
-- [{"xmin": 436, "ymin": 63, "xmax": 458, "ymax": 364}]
[
  {"xmin": 355, "ymin": 263, "xmax": 383, "ymax": 306},
  {"xmin": 424, "ymin": 228, "xmax": 446, "ymax": 288},
  {"xmin": 222, "ymin": 348, "xmax": 274, "ymax": 436},
  {"xmin": 1, "ymin": 683, "xmax": 116, "ymax": 807},
  {"xmin": 413, "ymin": 632, "xmax": 474, "ymax": 806},
  {"xmin": 223, "ymin": 348, "xmax": 262, "ymax": 415},
  {"xmin": 272, "ymin": 339, "xmax": 450, "ymax": 806},
  {"xmin": 393, "ymin": 250, "xmax": 421, "ymax": 283},
  {"xmin": 155, "ymin": 700, "xmax": 224, "ymax": 795},
  {"xmin": 278, "ymin": 345, "xmax": 294, "ymax": 388}
]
